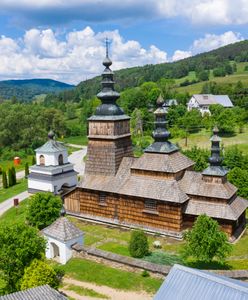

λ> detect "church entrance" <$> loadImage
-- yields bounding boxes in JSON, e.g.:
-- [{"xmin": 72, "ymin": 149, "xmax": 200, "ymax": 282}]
[{"xmin": 51, "ymin": 242, "xmax": 60, "ymax": 258}]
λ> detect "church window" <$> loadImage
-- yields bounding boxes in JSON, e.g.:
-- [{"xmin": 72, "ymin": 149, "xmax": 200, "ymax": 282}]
[
  {"xmin": 144, "ymin": 199, "xmax": 157, "ymax": 211},
  {"xmin": 99, "ymin": 193, "xmax": 107, "ymax": 206},
  {"xmin": 39, "ymin": 155, "xmax": 45, "ymax": 166},
  {"xmin": 58, "ymin": 154, "xmax": 64, "ymax": 165}
]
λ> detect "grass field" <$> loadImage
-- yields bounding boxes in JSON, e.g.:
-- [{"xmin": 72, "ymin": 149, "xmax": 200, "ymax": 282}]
[
  {"xmin": 171, "ymin": 127, "xmax": 248, "ymax": 154},
  {"xmin": 61, "ymin": 135, "xmax": 88, "ymax": 146},
  {"xmin": 175, "ymin": 62, "xmax": 248, "ymax": 94},
  {"xmin": 0, "ymin": 197, "xmax": 28, "ymax": 225},
  {"xmin": 0, "ymin": 155, "xmax": 33, "ymax": 172},
  {"xmin": 60, "ymin": 258, "xmax": 163, "ymax": 294},
  {"xmin": 0, "ymin": 179, "xmax": 27, "ymax": 204}
]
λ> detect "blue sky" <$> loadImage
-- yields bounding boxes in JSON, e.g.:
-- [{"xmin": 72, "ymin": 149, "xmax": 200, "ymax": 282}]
[{"xmin": 0, "ymin": 0, "xmax": 247, "ymax": 84}]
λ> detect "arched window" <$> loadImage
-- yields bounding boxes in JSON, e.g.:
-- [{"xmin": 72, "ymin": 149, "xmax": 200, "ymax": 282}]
[
  {"xmin": 39, "ymin": 155, "xmax": 45, "ymax": 166},
  {"xmin": 58, "ymin": 154, "xmax": 64, "ymax": 165}
]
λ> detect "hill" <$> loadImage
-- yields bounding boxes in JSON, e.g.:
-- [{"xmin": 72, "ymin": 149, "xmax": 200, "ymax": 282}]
[
  {"xmin": 0, "ymin": 79, "xmax": 75, "ymax": 102},
  {"xmin": 74, "ymin": 40, "xmax": 248, "ymax": 99}
]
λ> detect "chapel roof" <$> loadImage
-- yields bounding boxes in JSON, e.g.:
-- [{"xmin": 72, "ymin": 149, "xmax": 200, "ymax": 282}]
[
  {"xmin": 184, "ymin": 196, "xmax": 248, "ymax": 220},
  {"xmin": 36, "ymin": 131, "xmax": 66, "ymax": 153},
  {"xmin": 179, "ymin": 170, "xmax": 237, "ymax": 199},
  {"xmin": 42, "ymin": 217, "xmax": 83, "ymax": 242}
]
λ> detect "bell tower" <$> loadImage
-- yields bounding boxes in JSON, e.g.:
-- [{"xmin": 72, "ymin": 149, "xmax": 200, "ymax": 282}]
[{"xmin": 85, "ymin": 39, "xmax": 133, "ymax": 176}]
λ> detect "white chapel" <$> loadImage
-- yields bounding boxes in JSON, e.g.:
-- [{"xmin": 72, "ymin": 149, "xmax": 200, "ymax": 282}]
[{"xmin": 28, "ymin": 130, "xmax": 78, "ymax": 195}]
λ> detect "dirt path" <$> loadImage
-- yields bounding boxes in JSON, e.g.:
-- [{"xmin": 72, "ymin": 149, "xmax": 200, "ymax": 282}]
[{"xmin": 61, "ymin": 277, "xmax": 153, "ymax": 300}]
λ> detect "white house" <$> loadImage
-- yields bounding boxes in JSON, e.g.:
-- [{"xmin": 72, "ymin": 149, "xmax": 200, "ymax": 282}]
[
  {"xmin": 28, "ymin": 130, "xmax": 78, "ymax": 195},
  {"xmin": 187, "ymin": 94, "xmax": 233, "ymax": 115},
  {"xmin": 42, "ymin": 213, "xmax": 83, "ymax": 265}
]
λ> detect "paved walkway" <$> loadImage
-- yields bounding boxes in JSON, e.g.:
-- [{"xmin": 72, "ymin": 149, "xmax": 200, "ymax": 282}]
[
  {"xmin": 0, "ymin": 191, "xmax": 30, "ymax": 216},
  {"xmin": 68, "ymin": 147, "xmax": 87, "ymax": 176}
]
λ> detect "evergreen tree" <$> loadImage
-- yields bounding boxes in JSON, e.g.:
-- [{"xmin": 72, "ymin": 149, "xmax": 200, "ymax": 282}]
[
  {"xmin": 32, "ymin": 156, "xmax": 36, "ymax": 165},
  {"xmin": 25, "ymin": 163, "xmax": 29, "ymax": 178},
  {"xmin": 129, "ymin": 230, "xmax": 149, "ymax": 258},
  {"xmin": 2, "ymin": 171, "xmax": 8, "ymax": 189},
  {"xmin": 8, "ymin": 168, "xmax": 13, "ymax": 187},
  {"xmin": 12, "ymin": 167, "xmax": 16, "ymax": 185}
]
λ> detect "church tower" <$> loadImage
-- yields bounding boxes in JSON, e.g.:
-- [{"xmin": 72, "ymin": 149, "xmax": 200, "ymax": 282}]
[{"xmin": 85, "ymin": 40, "xmax": 133, "ymax": 176}]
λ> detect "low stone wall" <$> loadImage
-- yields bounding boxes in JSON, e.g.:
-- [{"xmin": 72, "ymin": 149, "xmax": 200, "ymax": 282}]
[{"xmin": 72, "ymin": 244, "xmax": 248, "ymax": 280}]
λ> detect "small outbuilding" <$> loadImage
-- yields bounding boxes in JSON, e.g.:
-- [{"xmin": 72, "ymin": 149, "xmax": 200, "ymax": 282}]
[
  {"xmin": 154, "ymin": 264, "xmax": 248, "ymax": 300},
  {"xmin": 42, "ymin": 214, "xmax": 83, "ymax": 265}
]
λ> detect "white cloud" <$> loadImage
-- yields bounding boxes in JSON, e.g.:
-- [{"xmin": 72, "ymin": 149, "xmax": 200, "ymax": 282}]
[
  {"xmin": 191, "ymin": 31, "xmax": 244, "ymax": 54},
  {"xmin": 1, "ymin": 0, "xmax": 248, "ymax": 25},
  {"xmin": 0, "ymin": 26, "xmax": 167, "ymax": 84},
  {"xmin": 172, "ymin": 50, "xmax": 192, "ymax": 62}
]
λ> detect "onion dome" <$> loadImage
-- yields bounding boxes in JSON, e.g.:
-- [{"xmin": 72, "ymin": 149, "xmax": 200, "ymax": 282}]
[
  {"xmin": 202, "ymin": 126, "xmax": 228, "ymax": 177},
  {"xmin": 95, "ymin": 38, "xmax": 124, "ymax": 117},
  {"xmin": 48, "ymin": 130, "xmax": 55, "ymax": 140},
  {"xmin": 145, "ymin": 95, "xmax": 178, "ymax": 154}
]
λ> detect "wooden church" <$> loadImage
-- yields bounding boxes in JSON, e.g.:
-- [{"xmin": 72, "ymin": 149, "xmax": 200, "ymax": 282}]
[{"xmin": 64, "ymin": 47, "xmax": 247, "ymax": 241}]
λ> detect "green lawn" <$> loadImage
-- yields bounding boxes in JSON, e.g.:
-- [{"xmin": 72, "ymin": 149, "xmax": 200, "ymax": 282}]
[
  {"xmin": 171, "ymin": 127, "xmax": 248, "ymax": 154},
  {"xmin": 0, "ymin": 197, "xmax": 29, "ymax": 225},
  {"xmin": 0, "ymin": 155, "xmax": 34, "ymax": 172},
  {"xmin": 60, "ymin": 258, "xmax": 162, "ymax": 294},
  {"xmin": 61, "ymin": 136, "xmax": 88, "ymax": 146},
  {"xmin": 64, "ymin": 284, "xmax": 109, "ymax": 299},
  {"xmin": 0, "ymin": 179, "xmax": 27, "ymax": 204}
]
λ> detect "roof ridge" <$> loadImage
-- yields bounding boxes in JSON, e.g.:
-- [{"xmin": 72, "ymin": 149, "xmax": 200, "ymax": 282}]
[{"xmin": 173, "ymin": 264, "xmax": 248, "ymax": 293}]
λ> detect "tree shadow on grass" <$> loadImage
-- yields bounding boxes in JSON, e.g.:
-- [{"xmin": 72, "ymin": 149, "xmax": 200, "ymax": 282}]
[{"xmin": 185, "ymin": 260, "xmax": 231, "ymax": 270}]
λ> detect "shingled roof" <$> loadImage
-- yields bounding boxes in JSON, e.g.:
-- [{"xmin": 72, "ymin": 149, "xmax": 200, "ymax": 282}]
[
  {"xmin": 131, "ymin": 152, "xmax": 194, "ymax": 174},
  {"xmin": 0, "ymin": 285, "xmax": 68, "ymax": 300},
  {"xmin": 179, "ymin": 171, "xmax": 237, "ymax": 199},
  {"xmin": 42, "ymin": 217, "xmax": 83, "ymax": 242},
  {"xmin": 80, "ymin": 157, "xmax": 188, "ymax": 203},
  {"xmin": 184, "ymin": 197, "xmax": 248, "ymax": 220}
]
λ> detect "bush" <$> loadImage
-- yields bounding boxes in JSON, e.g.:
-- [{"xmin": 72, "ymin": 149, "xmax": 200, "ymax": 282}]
[
  {"xmin": 26, "ymin": 192, "xmax": 62, "ymax": 230},
  {"xmin": 2, "ymin": 170, "xmax": 8, "ymax": 189},
  {"xmin": 182, "ymin": 215, "xmax": 232, "ymax": 263},
  {"xmin": 141, "ymin": 270, "xmax": 150, "ymax": 277},
  {"xmin": 128, "ymin": 230, "xmax": 149, "ymax": 258},
  {"xmin": 20, "ymin": 259, "xmax": 61, "ymax": 290}
]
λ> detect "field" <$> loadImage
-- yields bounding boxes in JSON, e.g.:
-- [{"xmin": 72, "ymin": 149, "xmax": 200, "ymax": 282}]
[
  {"xmin": 175, "ymin": 62, "xmax": 248, "ymax": 94},
  {"xmin": 0, "ymin": 179, "xmax": 27, "ymax": 204}
]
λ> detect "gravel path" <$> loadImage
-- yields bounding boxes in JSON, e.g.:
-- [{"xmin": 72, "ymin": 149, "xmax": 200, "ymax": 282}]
[
  {"xmin": 61, "ymin": 277, "xmax": 153, "ymax": 300},
  {"xmin": 0, "ymin": 191, "xmax": 30, "ymax": 216}
]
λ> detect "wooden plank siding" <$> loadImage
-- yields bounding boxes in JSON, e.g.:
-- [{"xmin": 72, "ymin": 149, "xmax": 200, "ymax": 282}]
[{"xmin": 65, "ymin": 188, "xmax": 183, "ymax": 233}]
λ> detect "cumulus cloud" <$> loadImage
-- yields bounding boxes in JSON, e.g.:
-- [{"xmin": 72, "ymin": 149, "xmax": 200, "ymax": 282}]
[
  {"xmin": 191, "ymin": 31, "xmax": 244, "ymax": 53},
  {"xmin": 1, "ymin": 0, "xmax": 248, "ymax": 26},
  {"xmin": 0, "ymin": 27, "xmax": 167, "ymax": 84},
  {"xmin": 171, "ymin": 31, "xmax": 244, "ymax": 62},
  {"xmin": 172, "ymin": 50, "xmax": 192, "ymax": 62}
]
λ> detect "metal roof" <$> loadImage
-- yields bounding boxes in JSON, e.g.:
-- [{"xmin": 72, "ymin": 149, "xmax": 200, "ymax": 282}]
[
  {"xmin": 154, "ymin": 264, "xmax": 248, "ymax": 300},
  {"xmin": 0, "ymin": 285, "xmax": 68, "ymax": 300},
  {"xmin": 36, "ymin": 140, "xmax": 67, "ymax": 153},
  {"xmin": 214, "ymin": 95, "xmax": 233, "ymax": 107}
]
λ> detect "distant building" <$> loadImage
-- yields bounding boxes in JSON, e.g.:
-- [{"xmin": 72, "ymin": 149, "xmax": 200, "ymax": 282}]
[
  {"xmin": 64, "ymin": 48, "xmax": 247, "ymax": 241},
  {"xmin": 187, "ymin": 94, "xmax": 233, "ymax": 115},
  {"xmin": 0, "ymin": 285, "xmax": 68, "ymax": 300},
  {"xmin": 28, "ymin": 131, "xmax": 78, "ymax": 195},
  {"xmin": 154, "ymin": 264, "xmax": 248, "ymax": 300},
  {"xmin": 165, "ymin": 99, "xmax": 178, "ymax": 107}
]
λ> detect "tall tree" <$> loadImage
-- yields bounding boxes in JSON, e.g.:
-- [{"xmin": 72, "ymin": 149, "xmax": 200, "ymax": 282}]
[{"xmin": 0, "ymin": 224, "xmax": 46, "ymax": 294}]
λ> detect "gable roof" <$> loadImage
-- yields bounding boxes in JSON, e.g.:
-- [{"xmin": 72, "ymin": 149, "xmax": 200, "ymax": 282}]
[
  {"xmin": 192, "ymin": 94, "xmax": 233, "ymax": 107},
  {"xmin": 214, "ymin": 95, "xmax": 233, "ymax": 107},
  {"xmin": 154, "ymin": 264, "xmax": 248, "ymax": 300},
  {"xmin": 0, "ymin": 285, "xmax": 68, "ymax": 300},
  {"xmin": 42, "ymin": 217, "xmax": 83, "ymax": 242}
]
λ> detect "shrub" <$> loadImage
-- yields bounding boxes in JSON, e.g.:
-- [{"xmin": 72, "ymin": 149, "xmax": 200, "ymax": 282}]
[
  {"xmin": 20, "ymin": 259, "xmax": 61, "ymax": 290},
  {"xmin": 25, "ymin": 163, "xmax": 29, "ymax": 178},
  {"xmin": 182, "ymin": 215, "xmax": 232, "ymax": 263},
  {"xmin": 129, "ymin": 230, "xmax": 149, "ymax": 258},
  {"xmin": 26, "ymin": 192, "xmax": 62, "ymax": 230},
  {"xmin": 141, "ymin": 270, "xmax": 150, "ymax": 277}
]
